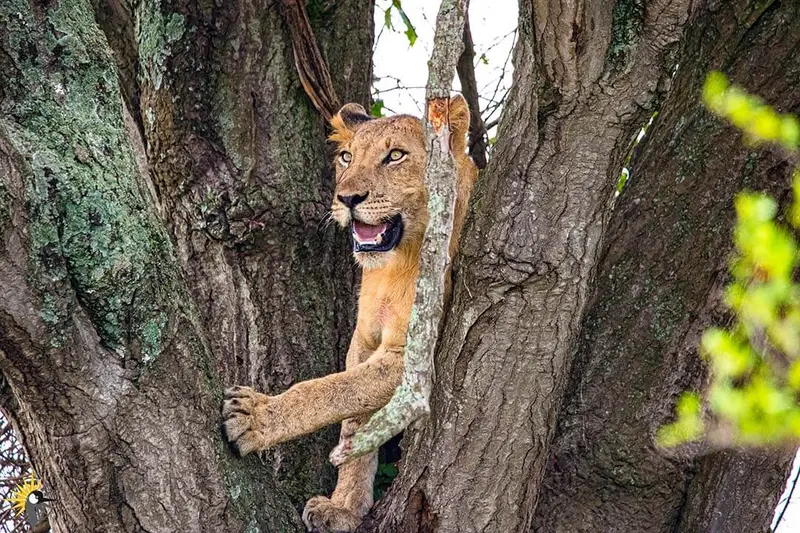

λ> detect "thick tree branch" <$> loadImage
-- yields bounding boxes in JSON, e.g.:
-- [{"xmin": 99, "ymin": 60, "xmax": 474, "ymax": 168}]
[
  {"xmin": 329, "ymin": 0, "xmax": 468, "ymax": 466},
  {"xmin": 456, "ymin": 0, "xmax": 488, "ymax": 169},
  {"xmin": 278, "ymin": 0, "xmax": 341, "ymax": 120}
]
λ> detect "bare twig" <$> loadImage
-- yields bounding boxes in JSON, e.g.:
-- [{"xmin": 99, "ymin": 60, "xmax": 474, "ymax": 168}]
[
  {"xmin": 0, "ymin": 405, "xmax": 33, "ymax": 532},
  {"xmin": 484, "ymin": 117, "xmax": 500, "ymax": 132},
  {"xmin": 277, "ymin": 0, "xmax": 341, "ymax": 120},
  {"xmin": 774, "ymin": 453, "xmax": 800, "ymax": 531},
  {"xmin": 456, "ymin": 0, "xmax": 488, "ymax": 169},
  {"xmin": 329, "ymin": 0, "xmax": 468, "ymax": 466},
  {"xmin": 478, "ymin": 28, "xmax": 517, "ymax": 134},
  {"xmin": 372, "ymin": 75, "xmax": 426, "ymax": 115}
]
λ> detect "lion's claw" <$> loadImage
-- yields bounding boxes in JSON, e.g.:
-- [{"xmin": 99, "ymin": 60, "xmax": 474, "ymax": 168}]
[
  {"xmin": 302, "ymin": 496, "xmax": 361, "ymax": 533},
  {"xmin": 222, "ymin": 386, "xmax": 276, "ymax": 456}
]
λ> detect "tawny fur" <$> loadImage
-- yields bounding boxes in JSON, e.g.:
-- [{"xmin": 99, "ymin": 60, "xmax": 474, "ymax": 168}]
[{"xmin": 223, "ymin": 96, "xmax": 478, "ymax": 533}]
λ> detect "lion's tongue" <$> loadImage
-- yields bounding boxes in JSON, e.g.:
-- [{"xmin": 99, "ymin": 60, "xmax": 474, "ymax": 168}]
[{"xmin": 353, "ymin": 220, "xmax": 387, "ymax": 243}]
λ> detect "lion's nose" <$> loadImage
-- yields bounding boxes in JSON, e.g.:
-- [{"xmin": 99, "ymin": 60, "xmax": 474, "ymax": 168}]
[{"xmin": 337, "ymin": 192, "xmax": 369, "ymax": 209}]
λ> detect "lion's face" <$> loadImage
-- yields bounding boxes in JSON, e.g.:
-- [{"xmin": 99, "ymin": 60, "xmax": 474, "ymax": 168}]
[{"xmin": 329, "ymin": 107, "xmax": 428, "ymax": 269}]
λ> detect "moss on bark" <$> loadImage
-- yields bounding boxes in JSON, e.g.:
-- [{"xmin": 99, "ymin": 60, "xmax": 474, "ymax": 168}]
[
  {"xmin": 0, "ymin": 0, "xmax": 378, "ymax": 528},
  {"xmin": 0, "ymin": 0, "xmax": 181, "ymax": 362},
  {"xmin": 606, "ymin": 0, "xmax": 645, "ymax": 69}
]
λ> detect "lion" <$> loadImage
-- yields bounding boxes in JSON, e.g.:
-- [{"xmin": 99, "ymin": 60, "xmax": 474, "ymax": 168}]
[{"xmin": 222, "ymin": 95, "xmax": 478, "ymax": 532}]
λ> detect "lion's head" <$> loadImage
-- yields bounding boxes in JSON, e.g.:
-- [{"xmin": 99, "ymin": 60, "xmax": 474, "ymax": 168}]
[{"xmin": 328, "ymin": 96, "xmax": 472, "ymax": 270}]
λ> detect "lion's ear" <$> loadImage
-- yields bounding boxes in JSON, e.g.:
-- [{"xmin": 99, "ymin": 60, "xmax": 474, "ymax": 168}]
[
  {"xmin": 329, "ymin": 103, "xmax": 373, "ymax": 144},
  {"xmin": 449, "ymin": 95, "xmax": 470, "ymax": 154}
]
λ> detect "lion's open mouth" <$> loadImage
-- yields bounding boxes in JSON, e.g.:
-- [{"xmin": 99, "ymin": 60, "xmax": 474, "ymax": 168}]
[{"xmin": 351, "ymin": 214, "xmax": 404, "ymax": 253}]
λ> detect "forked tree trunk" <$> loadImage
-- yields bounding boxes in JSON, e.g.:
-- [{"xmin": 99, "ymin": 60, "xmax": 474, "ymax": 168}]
[
  {"xmin": 366, "ymin": 1, "xmax": 796, "ymax": 532},
  {"xmin": 1, "ymin": 0, "xmax": 796, "ymax": 532},
  {"xmin": 0, "ymin": 0, "xmax": 371, "ymax": 531}
]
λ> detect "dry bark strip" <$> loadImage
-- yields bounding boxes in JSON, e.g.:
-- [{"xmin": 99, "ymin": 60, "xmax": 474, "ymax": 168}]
[
  {"xmin": 277, "ymin": 0, "xmax": 342, "ymax": 120},
  {"xmin": 329, "ymin": 0, "xmax": 468, "ymax": 466}
]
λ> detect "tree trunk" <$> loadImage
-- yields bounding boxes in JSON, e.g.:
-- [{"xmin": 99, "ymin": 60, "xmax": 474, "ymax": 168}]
[
  {"xmin": 133, "ymin": 0, "xmax": 372, "ymax": 506},
  {"xmin": 0, "ymin": 0, "xmax": 372, "ymax": 531},
  {"xmin": 532, "ymin": 2, "xmax": 800, "ymax": 531},
  {"xmin": 367, "ymin": 1, "xmax": 796, "ymax": 532}
]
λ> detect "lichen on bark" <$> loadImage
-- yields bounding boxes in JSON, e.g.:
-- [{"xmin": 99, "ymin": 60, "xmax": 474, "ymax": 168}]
[
  {"xmin": 220, "ymin": 451, "xmax": 305, "ymax": 532},
  {"xmin": 137, "ymin": 0, "xmax": 186, "ymax": 91},
  {"xmin": 1, "ymin": 0, "xmax": 372, "ymax": 529},
  {"xmin": 1, "ymin": 0, "xmax": 178, "ymax": 361},
  {"xmin": 606, "ymin": 0, "xmax": 645, "ymax": 68}
]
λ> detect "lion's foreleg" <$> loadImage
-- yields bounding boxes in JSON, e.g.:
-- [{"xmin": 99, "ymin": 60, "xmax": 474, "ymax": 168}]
[{"xmin": 222, "ymin": 345, "xmax": 402, "ymax": 455}]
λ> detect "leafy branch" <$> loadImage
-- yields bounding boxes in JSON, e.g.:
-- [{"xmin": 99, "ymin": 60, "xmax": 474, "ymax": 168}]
[
  {"xmin": 382, "ymin": 0, "xmax": 418, "ymax": 47},
  {"xmin": 659, "ymin": 72, "xmax": 800, "ymax": 447}
]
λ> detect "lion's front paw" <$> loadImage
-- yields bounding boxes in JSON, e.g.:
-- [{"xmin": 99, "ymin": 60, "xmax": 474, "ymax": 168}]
[
  {"xmin": 222, "ymin": 386, "xmax": 281, "ymax": 456},
  {"xmin": 302, "ymin": 496, "xmax": 361, "ymax": 533}
]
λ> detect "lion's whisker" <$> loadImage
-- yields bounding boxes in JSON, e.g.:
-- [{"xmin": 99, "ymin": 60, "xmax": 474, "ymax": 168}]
[{"xmin": 318, "ymin": 211, "xmax": 335, "ymax": 232}]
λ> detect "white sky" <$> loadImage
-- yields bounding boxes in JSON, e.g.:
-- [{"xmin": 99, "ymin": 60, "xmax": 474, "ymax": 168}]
[
  {"xmin": 373, "ymin": 0, "xmax": 516, "ymax": 134},
  {"xmin": 372, "ymin": 2, "xmax": 800, "ymax": 531},
  {"xmin": 775, "ymin": 452, "xmax": 800, "ymax": 532}
]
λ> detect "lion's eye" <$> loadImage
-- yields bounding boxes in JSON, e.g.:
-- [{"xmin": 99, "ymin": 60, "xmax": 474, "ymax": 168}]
[
  {"xmin": 339, "ymin": 151, "xmax": 352, "ymax": 166},
  {"xmin": 384, "ymin": 149, "xmax": 406, "ymax": 165}
]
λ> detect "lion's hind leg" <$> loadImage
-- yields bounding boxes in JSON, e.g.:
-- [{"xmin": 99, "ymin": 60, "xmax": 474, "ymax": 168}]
[{"xmin": 303, "ymin": 417, "xmax": 377, "ymax": 533}]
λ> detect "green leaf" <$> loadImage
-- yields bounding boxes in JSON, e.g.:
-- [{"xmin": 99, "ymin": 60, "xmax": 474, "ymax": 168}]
[
  {"xmin": 370, "ymin": 99, "xmax": 385, "ymax": 118},
  {"xmin": 788, "ymin": 361, "xmax": 800, "ymax": 390},
  {"xmin": 379, "ymin": 463, "xmax": 398, "ymax": 477},
  {"xmin": 655, "ymin": 393, "xmax": 704, "ymax": 446},
  {"xmin": 735, "ymin": 193, "xmax": 776, "ymax": 224},
  {"xmin": 702, "ymin": 71, "xmax": 729, "ymax": 112},
  {"xmin": 751, "ymin": 106, "xmax": 782, "ymax": 142},
  {"xmin": 723, "ymin": 283, "xmax": 746, "ymax": 310},
  {"xmin": 790, "ymin": 171, "xmax": 800, "ymax": 228},
  {"xmin": 676, "ymin": 392, "xmax": 702, "ymax": 417},
  {"xmin": 384, "ymin": 5, "xmax": 394, "ymax": 30},
  {"xmin": 724, "ymin": 88, "xmax": 758, "ymax": 130},
  {"xmin": 662, "ymin": 71, "xmax": 800, "ymax": 448},
  {"xmin": 404, "ymin": 27, "xmax": 417, "ymax": 47},
  {"xmin": 393, "ymin": 0, "xmax": 417, "ymax": 46},
  {"xmin": 708, "ymin": 384, "xmax": 746, "ymax": 420},
  {"xmin": 701, "ymin": 328, "xmax": 753, "ymax": 379},
  {"xmin": 781, "ymin": 115, "xmax": 800, "ymax": 149}
]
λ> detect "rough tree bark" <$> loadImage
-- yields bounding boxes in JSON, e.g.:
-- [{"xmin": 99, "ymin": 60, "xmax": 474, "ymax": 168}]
[
  {"xmin": 133, "ymin": 0, "xmax": 372, "ymax": 506},
  {"xmin": 0, "ymin": 0, "xmax": 372, "ymax": 531},
  {"xmin": 533, "ymin": 1, "xmax": 800, "ymax": 532},
  {"xmin": 366, "ymin": 1, "xmax": 795, "ymax": 532}
]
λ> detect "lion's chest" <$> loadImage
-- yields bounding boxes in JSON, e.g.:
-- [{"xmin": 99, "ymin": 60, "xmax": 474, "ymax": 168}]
[
  {"xmin": 359, "ymin": 269, "xmax": 417, "ymax": 347},
  {"xmin": 365, "ymin": 300, "xmax": 392, "ymax": 344},
  {"xmin": 376, "ymin": 302, "xmax": 391, "ymax": 325}
]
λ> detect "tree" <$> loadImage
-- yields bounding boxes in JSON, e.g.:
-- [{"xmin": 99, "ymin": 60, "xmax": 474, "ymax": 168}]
[
  {"xmin": 367, "ymin": 1, "xmax": 799, "ymax": 532},
  {"xmin": 0, "ymin": 1, "xmax": 797, "ymax": 533},
  {"xmin": 1, "ymin": 0, "xmax": 371, "ymax": 530}
]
